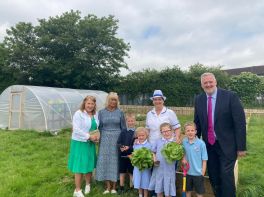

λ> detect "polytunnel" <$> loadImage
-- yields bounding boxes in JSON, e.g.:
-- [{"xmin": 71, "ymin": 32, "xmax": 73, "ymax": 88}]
[{"xmin": 0, "ymin": 85, "xmax": 108, "ymax": 132}]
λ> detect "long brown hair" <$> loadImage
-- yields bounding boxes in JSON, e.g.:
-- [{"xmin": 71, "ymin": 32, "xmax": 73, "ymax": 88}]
[{"xmin": 80, "ymin": 96, "xmax": 96, "ymax": 115}]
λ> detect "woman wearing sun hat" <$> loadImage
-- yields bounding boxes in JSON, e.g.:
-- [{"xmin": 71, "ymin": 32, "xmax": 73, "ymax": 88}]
[
  {"xmin": 146, "ymin": 90, "xmax": 181, "ymax": 145},
  {"xmin": 146, "ymin": 90, "xmax": 181, "ymax": 197}
]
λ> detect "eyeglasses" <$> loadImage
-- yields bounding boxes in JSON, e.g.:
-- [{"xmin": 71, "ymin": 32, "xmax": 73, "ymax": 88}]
[{"xmin": 161, "ymin": 129, "xmax": 171, "ymax": 133}]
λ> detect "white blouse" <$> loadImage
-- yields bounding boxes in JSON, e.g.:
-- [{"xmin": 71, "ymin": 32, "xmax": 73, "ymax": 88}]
[{"xmin": 146, "ymin": 107, "xmax": 180, "ymax": 145}]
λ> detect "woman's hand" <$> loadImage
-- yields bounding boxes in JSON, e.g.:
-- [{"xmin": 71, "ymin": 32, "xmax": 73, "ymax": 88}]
[
  {"xmin": 94, "ymin": 136, "xmax": 100, "ymax": 143},
  {"xmin": 174, "ymin": 128, "xmax": 182, "ymax": 144},
  {"xmin": 89, "ymin": 135, "xmax": 98, "ymax": 142}
]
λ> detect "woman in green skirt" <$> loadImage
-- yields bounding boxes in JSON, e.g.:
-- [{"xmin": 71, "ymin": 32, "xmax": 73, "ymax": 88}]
[{"xmin": 68, "ymin": 96, "xmax": 99, "ymax": 197}]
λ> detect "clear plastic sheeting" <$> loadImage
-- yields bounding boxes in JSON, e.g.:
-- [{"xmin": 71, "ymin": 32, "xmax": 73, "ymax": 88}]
[{"xmin": 0, "ymin": 85, "xmax": 108, "ymax": 132}]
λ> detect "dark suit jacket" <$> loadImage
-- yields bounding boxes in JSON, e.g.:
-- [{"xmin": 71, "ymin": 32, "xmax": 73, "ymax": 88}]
[{"xmin": 194, "ymin": 88, "xmax": 246, "ymax": 160}]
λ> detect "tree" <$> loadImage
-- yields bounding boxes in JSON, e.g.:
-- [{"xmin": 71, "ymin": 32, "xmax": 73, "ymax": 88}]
[
  {"xmin": 3, "ymin": 10, "xmax": 130, "ymax": 91},
  {"xmin": 228, "ymin": 72, "xmax": 262, "ymax": 105},
  {"xmin": 118, "ymin": 66, "xmax": 192, "ymax": 106},
  {"xmin": 187, "ymin": 63, "xmax": 230, "ymax": 93},
  {"xmin": 157, "ymin": 66, "xmax": 189, "ymax": 106},
  {"xmin": 117, "ymin": 64, "xmax": 231, "ymax": 106},
  {"xmin": 0, "ymin": 43, "xmax": 18, "ymax": 92},
  {"xmin": 117, "ymin": 69, "xmax": 160, "ymax": 104}
]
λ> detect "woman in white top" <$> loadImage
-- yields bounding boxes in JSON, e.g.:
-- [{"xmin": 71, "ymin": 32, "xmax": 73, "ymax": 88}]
[
  {"xmin": 68, "ymin": 96, "xmax": 99, "ymax": 197},
  {"xmin": 146, "ymin": 90, "xmax": 181, "ymax": 145}
]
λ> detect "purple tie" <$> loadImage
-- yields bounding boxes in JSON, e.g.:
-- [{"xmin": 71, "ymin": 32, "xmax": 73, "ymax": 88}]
[{"xmin": 208, "ymin": 96, "xmax": 215, "ymax": 145}]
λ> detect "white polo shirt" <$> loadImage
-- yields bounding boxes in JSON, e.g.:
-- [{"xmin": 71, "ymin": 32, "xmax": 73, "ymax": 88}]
[{"xmin": 146, "ymin": 107, "xmax": 181, "ymax": 145}]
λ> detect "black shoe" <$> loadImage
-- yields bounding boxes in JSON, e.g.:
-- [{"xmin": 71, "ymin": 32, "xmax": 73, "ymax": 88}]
[
  {"xmin": 150, "ymin": 190, "xmax": 157, "ymax": 197},
  {"xmin": 118, "ymin": 187, "xmax": 125, "ymax": 195},
  {"xmin": 126, "ymin": 187, "xmax": 134, "ymax": 192}
]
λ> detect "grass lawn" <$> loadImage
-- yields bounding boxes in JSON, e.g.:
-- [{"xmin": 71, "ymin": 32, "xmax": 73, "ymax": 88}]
[
  {"xmin": 0, "ymin": 115, "xmax": 263, "ymax": 197},
  {"xmin": 237, "ymin": 115, "xmax": 264, "ymax": 196}
]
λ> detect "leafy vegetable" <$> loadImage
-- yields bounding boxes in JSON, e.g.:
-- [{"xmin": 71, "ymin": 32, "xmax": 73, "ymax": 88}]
[
  {"xmin": 161, "ymin": 142, "xmax": 184, "ymax": 163},
  {"xmin": 131, "ymin": 147, "xmax": 153, "ymax": 171}
]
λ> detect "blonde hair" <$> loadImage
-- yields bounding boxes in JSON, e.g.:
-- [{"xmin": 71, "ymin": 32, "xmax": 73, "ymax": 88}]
[
  {"xmin": 160, "ymin": 122, "xmax": 172, "ymax": 132},
  {"xmin": 80, "ymin": 95, "xmax": 96, "ymax": 115},
  {"xmin": 125, "ymin": 112, "xmax": 136, "ymax": 120},
  {"xmin": 184, "ymin": 122, "xmax": 197, "ymax": 130},
  {"xmin": 135, "ymin": 127, "xmax": 149, "ymax": 137},
  {"xmin": 105, "ymin": 92, "xmax": 120, "ymax": 108}
]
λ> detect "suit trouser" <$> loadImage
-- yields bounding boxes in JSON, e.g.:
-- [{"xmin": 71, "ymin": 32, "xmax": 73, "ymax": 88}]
[{"xmin": 207, "ymin": 141, "xmax": 236, "ymax": 197}]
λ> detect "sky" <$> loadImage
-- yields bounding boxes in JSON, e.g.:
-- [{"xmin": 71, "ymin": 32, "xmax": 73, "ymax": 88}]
[{"xmin": 0, "ymin": 0, "xmax": 264, "ymax": 74}]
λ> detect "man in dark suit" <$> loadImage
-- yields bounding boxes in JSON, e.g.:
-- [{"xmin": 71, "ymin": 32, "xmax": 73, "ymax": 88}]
[{"xmin": 194, "ymin": 72, "xmax": 246, "ymax": 197}]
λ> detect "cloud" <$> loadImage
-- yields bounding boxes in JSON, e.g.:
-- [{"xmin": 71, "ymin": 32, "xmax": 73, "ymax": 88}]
[
  {"xmin": 0, "ymin": 0, "xmax": 264, "ymax": 72},
  {"xmin": 0, "ymin": 22, "xmax": 10, "ymax": 41}
]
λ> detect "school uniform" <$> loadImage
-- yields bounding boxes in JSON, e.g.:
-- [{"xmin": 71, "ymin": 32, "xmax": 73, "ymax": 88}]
[
  {"xmin": 149, "ymin": 137, "xmax": 176, "ymax": 196},
  {"xmin": 133, "ymin": 140, "xmax": 152, "ymax": 189},
  {"xmin": 117, "ymin": 128, "xmax": 135, "ymax": 174},
  {"xmin": 182, "ymin": 137, "xmax": 208, "ymax": 194}
]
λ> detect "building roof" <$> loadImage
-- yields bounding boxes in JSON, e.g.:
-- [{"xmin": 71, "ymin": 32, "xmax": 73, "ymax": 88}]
[{"xmin": 224, "ymin": 65, "xmax": 264, "ymax": 76}]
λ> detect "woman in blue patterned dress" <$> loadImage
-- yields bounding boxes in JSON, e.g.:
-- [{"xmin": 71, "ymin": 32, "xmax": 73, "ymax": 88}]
[
  {"xmin": 68, "ymin": 96, "xmax": 99, "ymax": 197},
  {"xmin": 95, "ymin": 92, "xmax": 127, "ymax": 194}
]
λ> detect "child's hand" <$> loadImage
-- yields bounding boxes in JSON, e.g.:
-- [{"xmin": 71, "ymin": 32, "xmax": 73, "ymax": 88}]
[
  {"xmin": 153, "ymin": 153, "xmax": 159, "ymax": 166},
  {"xmin": 123, "ymin": 146, "xmax": 129, "ymax": 151},
  {"xmin": 181, "ymin": 157, "xmax": 187, "ymax": 165},
  {"xmin": 152, "ymin": 153, "xmax": 157, "ymax": 162},
  {"xmin": 120, "ymin": 146, "xmax": 125, "ymax": 152},
  {"xmin": 175, "ymin": 137, "xmax": 182, "ymax": 144},
  {"xmin": 134, "ymin": 139, "xmax": 140, "ymax": 145}
]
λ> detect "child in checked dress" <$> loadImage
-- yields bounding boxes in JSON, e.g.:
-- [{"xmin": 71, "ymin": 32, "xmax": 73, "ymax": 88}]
[
  {"xmin": 133, "ymin": 127, "xmax": 152, "ymax": 197},
  {"xmin": 149, "ymin": 122, "xmax": 177, "ymax": 197}
]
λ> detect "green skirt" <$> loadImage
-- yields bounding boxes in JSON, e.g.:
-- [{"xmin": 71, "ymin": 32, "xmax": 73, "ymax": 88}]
[{"xmin": 68, "ymin": 139, "xmax": 96, "ymax": 173}]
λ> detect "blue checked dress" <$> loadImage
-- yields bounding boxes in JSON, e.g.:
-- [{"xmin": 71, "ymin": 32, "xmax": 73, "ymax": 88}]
[
  {"xmin": 149, "ymin": 138, "xmax": 176, "ymax": 196},
  {"xmin": 95, "ymin": 108, "xmax": 126, "ymax": 181}
]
